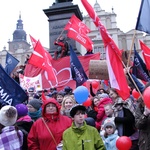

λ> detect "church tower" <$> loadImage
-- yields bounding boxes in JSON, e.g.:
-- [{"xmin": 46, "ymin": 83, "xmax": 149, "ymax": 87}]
[{"xmin": 8, "ymin": 13, "xmax": 30, "ymax": 52}]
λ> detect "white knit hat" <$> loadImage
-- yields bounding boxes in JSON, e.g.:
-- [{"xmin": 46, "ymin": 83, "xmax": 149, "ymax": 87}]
[
  {"xmin": 103, "ymin": 118, "xmax": 116, "ymax": 130},
  {"xmin": 0, "ymin": 105, "xmax": 17, "ymax": 126}
]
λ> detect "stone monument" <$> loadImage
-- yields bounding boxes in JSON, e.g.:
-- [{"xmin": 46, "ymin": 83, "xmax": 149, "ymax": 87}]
[{"xmin": 43, "ymin": 0, "xmax": 82, "ymax": 55}]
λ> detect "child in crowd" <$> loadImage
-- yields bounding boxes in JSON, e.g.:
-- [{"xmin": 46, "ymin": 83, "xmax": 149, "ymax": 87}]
[{"xmin": 101, "ymin": 119, "xmax": 119, "ymax": 150}]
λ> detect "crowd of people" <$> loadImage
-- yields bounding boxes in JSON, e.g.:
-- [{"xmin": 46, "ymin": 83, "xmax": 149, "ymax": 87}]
[{"xmin": 0, "ymin": 81, "xmax": 150, "ymax": 150}]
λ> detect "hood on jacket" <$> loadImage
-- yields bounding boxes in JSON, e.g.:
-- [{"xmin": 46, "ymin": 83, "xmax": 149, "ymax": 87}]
[{"xmin": 42, "ymin": 98, "xmax": 61, "ymax": 117}]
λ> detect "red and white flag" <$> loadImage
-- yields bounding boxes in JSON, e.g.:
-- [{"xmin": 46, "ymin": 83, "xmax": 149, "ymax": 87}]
[
  {"xmin": 81, "ymin": 0, "xmax": 130, "ymax": 100},
  {"xmin": 28, "ymin": 40, "xmax": 57, "ymax": 82},
  {"xmin": 64, "ymin": 15, "xmax": 91, "ymax": 34},
  {"xmin": 64, "ymin": 15, "xmax": 93, "ymax": 51},
  {"xmin": 140, "ymin": 40, "xmax": 150, "ymax": 70},
  {"xmin": 29, "ymin": 34, "xmax": 37, "ymax": 48}
]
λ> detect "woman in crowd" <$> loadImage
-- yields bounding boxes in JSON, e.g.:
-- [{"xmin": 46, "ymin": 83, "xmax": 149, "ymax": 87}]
[
  {"xmin": 28, "ymin": 98, "xmax": 72, "ymax": 150},
  {"xmin": 61, "ymin": 95, "xmax": 76, "ymax": 117}
]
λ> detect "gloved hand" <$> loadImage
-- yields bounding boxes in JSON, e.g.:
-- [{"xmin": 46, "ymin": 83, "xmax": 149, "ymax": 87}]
[{"xmin": 144, "ymin": 106, "xmax": 150, "ymax": 116}]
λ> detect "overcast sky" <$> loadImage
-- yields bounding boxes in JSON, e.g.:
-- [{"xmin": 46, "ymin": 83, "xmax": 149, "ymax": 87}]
[{"xmin": 0, "ymin": 0, "xmax": 141, "ymax": 50}]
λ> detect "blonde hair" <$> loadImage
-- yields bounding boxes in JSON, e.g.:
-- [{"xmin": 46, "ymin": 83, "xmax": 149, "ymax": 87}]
[{"xmin": 61, "ymin": 95, "xmax": 76, "ymax": 111}]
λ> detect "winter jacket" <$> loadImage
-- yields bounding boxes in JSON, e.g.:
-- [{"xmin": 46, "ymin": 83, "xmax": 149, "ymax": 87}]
[
  {"xmin": 96, "ymin": 98, "xmax": 113, "ymax": 130},
  {"xmin": 63, "ymin": 121, "xmax": 105, "ymax": 150},
  {"xmin": 28, "ymin": 98, "xmax": 72, "ymax": 150},
  {"xmin": 102, "ymin": 133, "xmax": 119, "ymax": 150},
  {"xmin": 135, "ymin": 102, "xmax": 150, "ymax": 150}
]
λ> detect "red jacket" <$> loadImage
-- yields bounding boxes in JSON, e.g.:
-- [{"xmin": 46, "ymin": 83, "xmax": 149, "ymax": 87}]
[
  {"xmin": 96, "ymin": 97, "xmax": 113, "ymax": 130},
  {"xmin": 28, "ymin": 98, "xmax": 72, "ymax": 150}
]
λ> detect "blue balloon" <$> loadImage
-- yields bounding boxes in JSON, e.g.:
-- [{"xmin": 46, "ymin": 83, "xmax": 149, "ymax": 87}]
[{"xmin": 74, "ymin": 86, "xmax": 89, "ymax": 104}]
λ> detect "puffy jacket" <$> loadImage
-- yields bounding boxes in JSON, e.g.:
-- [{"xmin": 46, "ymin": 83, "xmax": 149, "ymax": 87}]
[
  {"xmin": 28, "ymin": 98, "xmax": 72, "ymax": 150},
  {"xmin": 96, "ymin": 98, "xmax": 113, "ymax": 130}
]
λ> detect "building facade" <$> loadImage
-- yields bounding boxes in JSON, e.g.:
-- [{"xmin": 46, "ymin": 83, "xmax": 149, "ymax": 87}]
[{"xmin": 0, "ymin": 1, "xmax": 150, "ymax": 67}]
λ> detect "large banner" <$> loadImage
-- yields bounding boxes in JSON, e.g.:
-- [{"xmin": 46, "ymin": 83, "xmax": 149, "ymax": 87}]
[
  {"xmin": 19, "ymin": 74, "xmax": 43, "ymax": 92},
  {"xmin": 24, "ymin": 53, "xmax": 100, "ymax": 90}
]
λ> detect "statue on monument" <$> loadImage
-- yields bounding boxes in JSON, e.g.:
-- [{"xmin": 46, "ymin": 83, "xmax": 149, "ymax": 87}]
[
  {"xmin": 54, "ymin": 36, "xmax": 69, "ymax": 60},
  {"xmin": 55, "ymin": 0, "xmax": 73, "ymax": 3}
]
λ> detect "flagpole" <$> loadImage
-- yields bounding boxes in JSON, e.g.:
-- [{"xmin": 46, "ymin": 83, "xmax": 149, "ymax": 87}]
[
  {"xmin": 57, "ymin": 29, "xmax": 65, "ymax": 40},
  {"xmin": 126, "ymin": 30, "xmax": 137, "ymax": 68},
  {"xmin": 122, "ymin": 59, "xmax": 143, "ymax": 99}
]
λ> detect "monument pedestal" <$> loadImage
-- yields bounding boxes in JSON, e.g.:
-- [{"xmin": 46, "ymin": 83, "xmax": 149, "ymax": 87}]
[{"xmin": 43, "ymin": 2, "xmax": 83, "ymax": 55}]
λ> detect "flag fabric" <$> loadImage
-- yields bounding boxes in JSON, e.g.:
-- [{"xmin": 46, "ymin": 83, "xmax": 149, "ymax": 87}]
[
  {"xmin": 140, "ymin": 40, "xmax": 150, "ymax": 70},
  {"xmin": 70, "ymin": 45, "xmax": 88, "ymax": 87},
  {"xmin": 29, "ymin": 34, "xmax": 38, "ymax": 48},
  {"xmin": 24, "ymin": 53, "xmax": 100, "ymax": 90},
  {"xmin": 28, "ymin": 40, "xmax": 56, "ymax": 82},
  {"xmin": 135, "ymin": 0, "xmax": 150, "ymax": 34},
  {"xmin": 64, "ymin": 15, "xmax": 90, "ymax": 34},
  {"xmin": 4, "ymin": 52, "xmax": 19, "ymax": 75},
  {"xmin": 132, "ymin": 44, "xmax": 150, "ymax": 82},
  {"xmin": 0, "ymin": 65, "xmax": 28, "ymax": 106},
  {"xmin": 29, "ymin": 35, "xmax": 52, "ymax": 60},
  {"xmin": 19, "ymin": 73, "xmax": 43, "ymax": 92},
  {"xmin": 64, "ymin": 15, "xmax": 93, "ymax": 51},
  {"xmin": 81, "ymin": 0, "xmax": 130, "ymax": 100}
]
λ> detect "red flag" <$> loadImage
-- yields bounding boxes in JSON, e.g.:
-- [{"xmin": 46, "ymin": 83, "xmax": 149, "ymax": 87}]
[
  {"xmin": 64, "ymin": 15, "xmax": 90, "ymax": 34},
  {"xmin": 29, "ymin": 34, "xmax": 37, "ymax": 48},
  {"xmin": 41, "ymin": 91, "xmax": 47, "ymax": 102},
  {"xmin": 28, "ymin": 40, "xmax": 57, "ymax": 82},
  {"xmin": 64, "ymin": 15, "xmax": 93, "ymax": 51},
  {"xmin": 140, "ymin": 40, "xmax": 150, "ymax": 70},
  {"xmin": 81, "ymin": 0, "xmax": 130, "ymax": 100},
  {"xmin": 24, "ymin": 53, "xmax": 100, "ymax": 90},
  {"xmin": 29, "ymin": 35, "xmax": 52, "ymax": 60}
]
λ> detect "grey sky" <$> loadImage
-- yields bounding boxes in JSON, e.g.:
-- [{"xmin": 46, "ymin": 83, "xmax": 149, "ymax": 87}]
[{"xmin": 0, "ymin": 0, "xmax": 141, "ymax": 50}]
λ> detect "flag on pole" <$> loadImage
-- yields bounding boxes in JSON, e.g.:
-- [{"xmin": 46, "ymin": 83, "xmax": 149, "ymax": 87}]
[
  {"xmin": 64, "ymin": 15, "xmax": 93, "ymax": 51},
  {"xmin": 81, "ymin": 0, "xmax": 130, "ymax": 100},
  {"xmin": 135, "ymin": 0, "xmax": 150, "ymax": 34},
  {"xmin": 70, "ymin": 45, "xmax": 88, "ymax": 87},
  {"xmin": 140, "ymin": 40, "xmax": 150, "ymax": 70},
  {"xmin": 28, "ymin": 40, "xmax": 57, "ymax": 82},
  {"xmin": 5, "ymin": 52, "xmax": 19, "ymax": 75},
  {"xmin": 132, "ymin": 44, "xmax": 150, "ymax": 82},
  {"xmin": 64, "ymin": 15, "xmax": 91, "ymax": 34},
  {"xmin": 0, "ymin": 65, "xmax": 28, "ymax": 106}
]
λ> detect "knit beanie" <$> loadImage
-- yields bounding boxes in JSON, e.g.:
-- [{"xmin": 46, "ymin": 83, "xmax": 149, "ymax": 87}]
[
  {"xmin": 15, "ymin": 104, "xmax": 28, "ymax": 117},
  {"xmin": 103, "ymin": 118, "xmax": 116, "ymax": 130},
  {"xmin": 28, "ymin": 99, "xmax": 43, "ymax": 110},
  {"xmin": 0, "ymin": 105, "xmax": 17, "ymax": 126}
]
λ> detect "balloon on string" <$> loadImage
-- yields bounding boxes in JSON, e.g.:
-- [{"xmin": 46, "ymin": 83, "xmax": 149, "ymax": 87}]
[
  {"xmin": 116, "ymin": 136, "xmax": 132, "ymax": 150},
  {"xmin": 91, "ymin": 81, "xmax": 99, "ymax": 89},
  {"xmin": 143, "ymin": 86, "xmax": 150, "ymax": 109},
  {"xmin": 83, "ymin": 97, "xmax": 92, "ymax": 107},
  {"xmin": 74, "ymin": 86, "xmax": 89, "ymax": 104},
  {"xmin": 132, "ymin": 89, "xmax": 140, "ymax": 99}
]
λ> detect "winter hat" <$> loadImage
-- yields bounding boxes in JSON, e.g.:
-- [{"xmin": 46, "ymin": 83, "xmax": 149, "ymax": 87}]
[
  {"xmin": 103, "ymin": 119, "xmax": 116, "ymax": 130},
  {"xmin": 99, "ymin": 93, "xmax": 109, "ymax": 99},
  {"xmin": 15, "ymin": 104, "xmax": 28, "ymax": 117},
  {"xmin": 0, "ymin": 105, "xmax": 17, "ymax": 126},
  {"xmin": 28, "ymin": 99, "xmax": 43, "ymax": 110},
  {"xmin": 70, "ymin": 104, "xmax": 86, "ymax": 118}
]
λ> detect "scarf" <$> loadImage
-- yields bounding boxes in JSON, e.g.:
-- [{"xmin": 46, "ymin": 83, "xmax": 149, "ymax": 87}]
[{"xmin": 28, "ymin": 109, "xmax": 42, "ymax": 121}]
